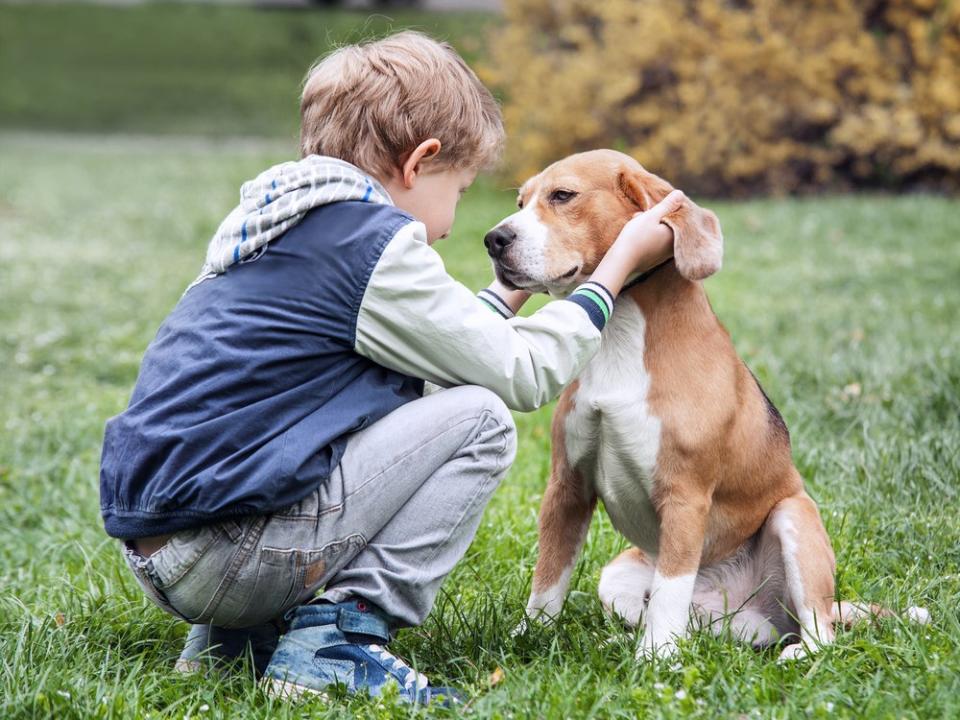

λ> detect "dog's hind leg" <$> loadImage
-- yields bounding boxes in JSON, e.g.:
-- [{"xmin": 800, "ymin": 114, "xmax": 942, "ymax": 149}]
[
  {"xmin": 598, "ymin": 548, "xmax": 656, "ymax": 627},
  {"xmin": 764, "ymin": 490, "xmax": 837, "ymax": 661},
  {"xmin": 691, "ymin": 545, "xmax": 784, "ymax": 648},
  {"xmin": 833, "ymin": 600, "xmax": 930, "ymax": 627}
]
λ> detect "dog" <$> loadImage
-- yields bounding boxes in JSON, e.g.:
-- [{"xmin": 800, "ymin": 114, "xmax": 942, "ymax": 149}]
[{"xmin": 484, "ymin": 149, "xmax": 929, "ymax": 660}]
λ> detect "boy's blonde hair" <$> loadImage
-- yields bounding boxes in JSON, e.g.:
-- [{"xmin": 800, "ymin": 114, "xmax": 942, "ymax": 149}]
[{"xmin": 300, "ymin": 31, "xmax": 504, "ymax": 179}]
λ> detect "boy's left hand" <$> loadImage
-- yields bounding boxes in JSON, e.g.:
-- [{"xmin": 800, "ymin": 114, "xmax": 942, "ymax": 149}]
[{"xmin": 488, "ymin": 280, "xmax": 533, "ymax": 315}]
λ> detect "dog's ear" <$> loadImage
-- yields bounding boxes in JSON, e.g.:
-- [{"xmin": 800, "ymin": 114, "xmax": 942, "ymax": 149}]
[{"xmin": 618, "ymin": 165, "xmax": 723, "ymax": 281}]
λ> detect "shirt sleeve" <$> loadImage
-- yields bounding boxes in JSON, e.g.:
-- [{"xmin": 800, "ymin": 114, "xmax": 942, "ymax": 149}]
[{"xmin": 354, "ymin": 220, "xmax": 614, "ymax": 412}]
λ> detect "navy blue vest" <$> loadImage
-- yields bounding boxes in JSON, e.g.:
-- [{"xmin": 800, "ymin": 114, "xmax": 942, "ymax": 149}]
[{"xmin": 100, "ymin": 202, "xmax": 424, "ymax": 538}]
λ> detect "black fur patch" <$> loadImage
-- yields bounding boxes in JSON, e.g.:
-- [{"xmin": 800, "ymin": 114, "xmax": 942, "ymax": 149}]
[{"xmin": 746, "ymin": 365, "xmax": 790, "ymax": 444}]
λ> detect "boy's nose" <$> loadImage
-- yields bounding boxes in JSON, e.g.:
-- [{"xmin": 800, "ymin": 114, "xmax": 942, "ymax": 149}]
[{"xmin": 484, "ymin": 226, "xmax": 516, "ymax": 258}]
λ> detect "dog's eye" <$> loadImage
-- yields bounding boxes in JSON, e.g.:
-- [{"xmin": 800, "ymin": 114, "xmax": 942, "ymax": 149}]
[
  {"xmin": 549, "ymin": 189, "xmax": 578, "ymax": 204},
  {"xmin": 517, "ymin": 196, "xmax": 524, "ymax": 209}
]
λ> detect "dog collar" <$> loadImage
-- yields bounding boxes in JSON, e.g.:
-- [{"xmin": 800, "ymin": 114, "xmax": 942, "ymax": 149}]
[{"xmin": 622, "ymin": 258, "xmax": 672, "ymax": 292}]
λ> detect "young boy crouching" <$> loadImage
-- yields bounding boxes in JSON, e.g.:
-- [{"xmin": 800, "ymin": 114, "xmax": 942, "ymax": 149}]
[{"xmin": 99, "ymin": 31, "xmax": 679, "ymax": 705}]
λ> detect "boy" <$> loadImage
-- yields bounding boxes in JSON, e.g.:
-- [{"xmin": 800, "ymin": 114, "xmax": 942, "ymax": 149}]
[{"xmin": 100, "ymin": 31, "xmax": 680, "ymax": 705}]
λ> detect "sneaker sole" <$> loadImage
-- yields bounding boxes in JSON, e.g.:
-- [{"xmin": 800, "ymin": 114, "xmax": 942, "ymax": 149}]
[
  {"xmin": 260, "ymin": 676, "xmax": 329, "ymax": 702},
  {"xmin": 174, "ymin": 659, "xmax": 202, "ymax": 674},
  {"xmin": 262, "ymin": 677, "xmax": 460, "ymax": 707}
]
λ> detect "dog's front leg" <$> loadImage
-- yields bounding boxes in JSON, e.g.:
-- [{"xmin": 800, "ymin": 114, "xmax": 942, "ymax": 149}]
[
  {"xmin": 523, "ymin": 465, "xmax": 596, "ymax": 626},
  {"xmin": 641, "ymin": 489, "xmax": 710, "ymax": 657}
]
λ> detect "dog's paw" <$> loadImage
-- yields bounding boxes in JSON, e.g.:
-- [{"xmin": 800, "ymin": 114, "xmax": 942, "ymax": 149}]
[
  {"xmin": 906, "ymin": 606, "xmax": 930, "ymax": 625},
  {"xmin": 511, "ymin": 608, "xmax": 558, "ymax": 637},
  {"xmin": 510, "ymin": 617, "xmax": 530, "ymax": 637},
  {"xmin": 636, "ymin": 631, "xmax": 679, "ymax": 661},
  {"xmin": 776, "ymin": 643, "xmax": 810, "ymax": 663},
  {"xmin": 598, "ymin": 632, "xmax": 633, "ymax": 651}
]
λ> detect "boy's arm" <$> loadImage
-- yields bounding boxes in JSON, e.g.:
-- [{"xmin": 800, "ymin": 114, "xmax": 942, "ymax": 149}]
[
  {"xmin": 354, "ymin": 187, "xmax": 681, "ymax": 412},
  {"xmin": 354, "ymin": 221, "xmax": 608, "ymax": 412},
  {"xmin": 477, "ymin": 281, "xmax": 531, "ymax": 318}
]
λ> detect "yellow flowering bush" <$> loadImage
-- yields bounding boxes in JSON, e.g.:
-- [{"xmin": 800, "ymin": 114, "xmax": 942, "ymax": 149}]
[{"xmin": 483, "ymin": 0, "xmax": 960, "ymax": 194}]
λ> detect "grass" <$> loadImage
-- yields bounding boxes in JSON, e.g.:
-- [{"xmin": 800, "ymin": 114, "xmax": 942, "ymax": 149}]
[
  {"xmin": 0, "ymin": 3, "xmax": 494, "ymax": 137},
  {"xmin": 1, "ymin": 2, "xmax": 959, "ymax": 718},
  {"xmin": 1, "ymin": 131, "xmax": 958, "ymax": 719}
]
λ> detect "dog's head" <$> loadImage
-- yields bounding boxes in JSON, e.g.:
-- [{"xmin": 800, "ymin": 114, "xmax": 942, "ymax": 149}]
[{"xmin": 484, "ymin": 150, "xmax": 723, "ymax": 295}]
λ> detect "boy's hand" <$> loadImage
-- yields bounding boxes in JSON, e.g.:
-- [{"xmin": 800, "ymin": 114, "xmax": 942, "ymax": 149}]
[
  {"xmin": 611, "ymin": 190, "xmax": 683, "ymax": 275},
  {"xmin": 588, "ymin": 190, "xmax": 684, "ymax": 297},
  {"xmin": 486, "ymin": 279, "xmax": 533, "ymax": 315}
]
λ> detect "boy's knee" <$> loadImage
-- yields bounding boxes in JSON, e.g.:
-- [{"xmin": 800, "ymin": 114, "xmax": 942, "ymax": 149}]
[{"xmin": 462, "ymin": 385, "xmax": 517, "ymax": 466}]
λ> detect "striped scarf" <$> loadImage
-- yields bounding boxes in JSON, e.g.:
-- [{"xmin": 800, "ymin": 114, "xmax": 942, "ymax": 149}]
[{"xmin": 189, "ymin": 156, "xmax": 393, "ymax": 289}]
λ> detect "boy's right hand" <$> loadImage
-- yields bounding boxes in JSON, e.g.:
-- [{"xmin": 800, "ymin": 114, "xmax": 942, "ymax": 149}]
[
  {"xmin": 588, "ymin": 190, "xmax": 685, "ymax": 296},
  {"xmin": 612, "ymin": 189, "xmax": 684, "ymax": 275},
  {"xmin": 486, "ymin": 279, "xmax": 533, "ymax": 315}
]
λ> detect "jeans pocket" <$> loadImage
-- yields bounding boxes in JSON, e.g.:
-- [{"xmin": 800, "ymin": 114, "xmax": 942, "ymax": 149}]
[
  {"xmin": 121, "ymin": 541, "xmax": 192, "ymax": 622},
  {"xmin": 273, "ymin": 481, "xmax": 345, "ymax": 520},
  {"xmin": 149, "ymin": 523, "xmax": 225, "ymax": 590},
  {"xmin": 225, "ymin": 534, "xmax": 365, "ymax": 627}
]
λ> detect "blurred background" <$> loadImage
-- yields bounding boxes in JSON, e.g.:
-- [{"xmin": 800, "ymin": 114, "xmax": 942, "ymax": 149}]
[{"xmin": 2, "ymin": 0, "xmax": 958, "ymax": 193}]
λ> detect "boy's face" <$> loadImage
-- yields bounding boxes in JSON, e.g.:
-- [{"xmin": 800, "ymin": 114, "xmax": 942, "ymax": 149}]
[{"xmin": 387, "ymin": 167, "xmax": 477, "ymax": 244}]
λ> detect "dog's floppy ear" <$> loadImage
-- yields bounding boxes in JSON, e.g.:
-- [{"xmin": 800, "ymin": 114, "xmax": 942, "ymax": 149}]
[{"xmin": 618, "ymin": 165, "xmax": 723, "ymax": 281}]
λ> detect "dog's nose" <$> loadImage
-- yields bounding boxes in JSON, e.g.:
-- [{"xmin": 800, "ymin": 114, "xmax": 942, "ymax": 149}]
[{"xmin": 484, "ymin": 226, "xmax": 516, "ymax": 258}]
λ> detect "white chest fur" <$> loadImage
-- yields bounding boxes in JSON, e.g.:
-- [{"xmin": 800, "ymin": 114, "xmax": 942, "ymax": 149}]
[{"xmin": 563, "ymin": 295, "xmax": 662, "ymax": 555}]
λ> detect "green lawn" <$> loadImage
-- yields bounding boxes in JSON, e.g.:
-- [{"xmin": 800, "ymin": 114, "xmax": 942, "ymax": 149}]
[
  {"xmin": 0, "ymin": 3, "xmax": 493, "ymax": 137},
  {"xmin": 1, "ymin": 2, "xmax": 959, "ymax": 718},
  {"xmin": 1, "ymin": 132, "xmax": 958, "ymax": 719}
]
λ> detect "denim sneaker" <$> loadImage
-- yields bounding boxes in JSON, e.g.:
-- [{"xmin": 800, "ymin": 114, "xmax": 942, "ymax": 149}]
[
  {"xmin": 261, "ymin": 600, "xmax": 464, "ymax": 706},
  {"xmin": 175, "ymin": 622, "xmax": 281, "ymax": 678}
]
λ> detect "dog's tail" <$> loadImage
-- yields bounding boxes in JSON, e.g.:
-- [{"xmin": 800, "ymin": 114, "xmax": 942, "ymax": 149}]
[{"xmin": 832, "ymin": 600, "xmax": 930, "ymax": 628}]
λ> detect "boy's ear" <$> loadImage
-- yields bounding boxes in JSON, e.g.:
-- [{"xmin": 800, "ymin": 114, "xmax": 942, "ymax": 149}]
[
  {"xmin": 402, "ymin": 138, "xmax": 443, "ymax": 187},
  {"xmin": 618, "ymin": 165, "xmax": 723, "ymax": 281}
]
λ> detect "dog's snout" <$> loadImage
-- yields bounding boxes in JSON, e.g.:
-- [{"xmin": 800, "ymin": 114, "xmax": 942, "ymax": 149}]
[{"xmin": 484, "ymin": 225, "xmax": 516, "ymax": 258}]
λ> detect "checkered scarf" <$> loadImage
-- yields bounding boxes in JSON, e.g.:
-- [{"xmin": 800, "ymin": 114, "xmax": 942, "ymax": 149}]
[{"xmin": 188, "ymin": 155, "xmax": 392, "ymax": 290}]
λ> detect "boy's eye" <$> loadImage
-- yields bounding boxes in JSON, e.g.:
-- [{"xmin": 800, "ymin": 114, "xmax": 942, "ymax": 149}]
[{"xmin": 549, "ymin": 189, "xmax": 578, "ymax": 204}]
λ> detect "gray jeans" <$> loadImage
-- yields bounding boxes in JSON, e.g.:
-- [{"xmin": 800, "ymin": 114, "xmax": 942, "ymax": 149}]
[{"xmin": 123, "ymin": 385, "xmax": 516, "ymax": 628}]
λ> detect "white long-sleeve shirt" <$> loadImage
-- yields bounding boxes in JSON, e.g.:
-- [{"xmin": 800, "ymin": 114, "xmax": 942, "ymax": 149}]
[{"xmin": 355, "ymin": 220, "xmax": 612, "ymax": 411}]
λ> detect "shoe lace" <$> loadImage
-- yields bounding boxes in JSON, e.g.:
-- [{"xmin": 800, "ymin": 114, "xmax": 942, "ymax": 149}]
[{"xmin": 368, "ymin": 644, "xmax": 428, "ymax": 692}]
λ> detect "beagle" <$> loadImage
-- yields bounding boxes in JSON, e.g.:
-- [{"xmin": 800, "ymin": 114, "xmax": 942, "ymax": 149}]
[{"xmin": 487, "ymin": 150, "xmax": 929, "ymax": 660}]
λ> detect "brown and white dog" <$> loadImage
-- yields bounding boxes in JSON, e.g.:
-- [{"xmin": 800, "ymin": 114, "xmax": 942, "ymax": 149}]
[{"xmin": 486, "ymin": 149, "xmax": 928, "ymax": 661}]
